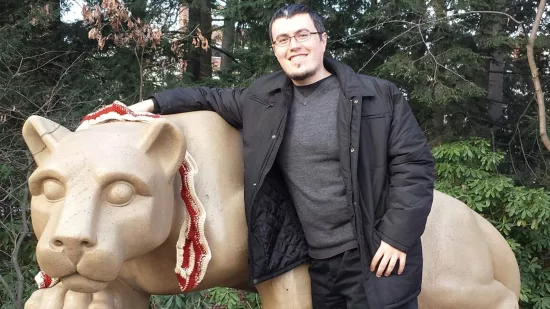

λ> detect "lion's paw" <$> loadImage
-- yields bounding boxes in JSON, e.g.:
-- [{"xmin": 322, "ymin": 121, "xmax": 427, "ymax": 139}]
[{"xmin": 25, "ymin": 281, "xmax": 150, "ymax": 309}]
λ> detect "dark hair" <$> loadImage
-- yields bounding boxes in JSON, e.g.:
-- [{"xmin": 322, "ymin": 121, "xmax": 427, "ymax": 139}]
[{"xmin": 269, "ymin": 4, "xmax": 325, "ymax": 42}]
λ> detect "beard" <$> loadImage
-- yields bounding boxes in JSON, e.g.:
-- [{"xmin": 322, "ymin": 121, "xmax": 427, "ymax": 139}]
[{"xmin": 285, "ymin": 66, "xmax": 316, "ymax": 81}]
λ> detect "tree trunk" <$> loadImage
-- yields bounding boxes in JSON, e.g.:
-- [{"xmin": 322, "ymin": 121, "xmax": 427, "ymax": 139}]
[
  {"xmin": 186, "ymin": 2, "xmax": 200, "ymax": 81},
  {"xmin": 199, "ymin": 0, "xmax": 212, "ymax": 79},
  {"xmin": 220, "ymin": 0, "xmax": 236, "ymax": 72},
  {"xmin": 185, "ymin": 0, "xmax": 212, "ymax": 80},
  {"xmin": 527, "ymin": 0, "xmax": 550, "ymax": 150},
  {"xmin": 487, "ymin": 53, "xmax": 504, "ymax": 123}
]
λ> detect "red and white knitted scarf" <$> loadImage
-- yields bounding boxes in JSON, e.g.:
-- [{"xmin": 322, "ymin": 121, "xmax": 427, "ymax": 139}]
[{"xmin": 35, "ymin": 101, "xmax": 211, "ymax": 292}]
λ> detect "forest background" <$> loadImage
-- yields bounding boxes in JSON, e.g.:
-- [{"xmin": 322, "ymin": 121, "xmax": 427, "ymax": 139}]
[{"xmin": 1, "ymin": 0, "xmax": 549, "ymax": 308}]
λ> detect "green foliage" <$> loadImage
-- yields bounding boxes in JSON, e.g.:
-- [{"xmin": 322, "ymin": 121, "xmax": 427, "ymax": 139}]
[
  {"xmin": 434, "ymin": 138, "xmax": 550, "ymax": 309},
  {"xmin": 0, "ymin": 228, "xmax": 39, "ymax": 309},
  {"xmin": 151, "ymin": 288, "xmax": 261, "ymax": 309}
]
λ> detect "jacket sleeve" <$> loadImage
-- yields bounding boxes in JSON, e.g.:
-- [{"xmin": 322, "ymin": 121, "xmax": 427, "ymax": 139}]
[
  {"xmin": 151, "ymin": 87, "xmax": 246, "ymax": 129},
  {"xmin": 376, "ymin": 83, "xmax": 435, "ymax": 253}
]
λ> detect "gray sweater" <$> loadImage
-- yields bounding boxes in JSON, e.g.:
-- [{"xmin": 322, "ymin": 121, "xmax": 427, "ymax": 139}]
[{"xmin": 276, "ymin": 76, "xmax": 357, "ymax": 259}]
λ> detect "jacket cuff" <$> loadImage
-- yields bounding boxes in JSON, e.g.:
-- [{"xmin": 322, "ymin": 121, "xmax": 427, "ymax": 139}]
[
  {"xmin": 377, "ymin": 230, "xmax": 410, "ymax": 253},
  {"xmin": 151, "ymin": 97, "xmax": 161, "ymax": 114}
]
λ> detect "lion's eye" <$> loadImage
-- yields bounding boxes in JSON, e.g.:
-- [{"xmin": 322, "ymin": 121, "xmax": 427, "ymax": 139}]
[
  {"xmin": 43, "ymin": 179, "xmax": 65, "ymax": 202},
  {"xmin": 104, "ymin": 182, "xmax": 135, "ymax": 206}
]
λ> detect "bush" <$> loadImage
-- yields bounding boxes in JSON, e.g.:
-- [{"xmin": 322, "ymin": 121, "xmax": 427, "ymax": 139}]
[
  {"xmin": 151, "ymin": 287, "xmax": 261, "ymax": 309},
  {"xmin": 433, "ymin": 138, "xmax": 550, "ymax": 309}
]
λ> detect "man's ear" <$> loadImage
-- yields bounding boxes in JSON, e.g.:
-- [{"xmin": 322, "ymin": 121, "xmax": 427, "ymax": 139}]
[
  {"xmin": 22, "ymin": 116, "xmax": 71, "ymax": 166},
  {"xmin": 321, "ymin": 32, "xmax": 328, "ymax": 44},
  {"xmin": 138, "ymin": 118, "xmax": 186, "ymax": 177}
]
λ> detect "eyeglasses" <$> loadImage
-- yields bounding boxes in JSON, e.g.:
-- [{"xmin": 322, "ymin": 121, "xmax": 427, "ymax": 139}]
[{"xmin": 272, "ymin": 30, "xmax": 322, "ymax": 47}]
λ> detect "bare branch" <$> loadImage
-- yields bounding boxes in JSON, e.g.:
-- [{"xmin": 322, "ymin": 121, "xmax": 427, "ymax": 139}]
[
  {"xmin": 134, "ymin": 46, "xmax": 145, "ymax": 101},
  {"xmin": 0, "ymin": 185, "xmax": 30, "ymax": 209},
  {"xmin": 332, "ymin": 10, "xmax": 521, "ymax": 44},
  {"xmin": 417, "ymin": 23, "xmax": 438, "ymax": 83},
  {"xmin": 526, "ymin": 0, "xmax": 549, "ymax": 151},
  {"xmin": 0, "ymin": 272, "xmax": 15, "ymax": 303},
  {"xmin": 0, "ymin": 87, "xmax": 41, "ymax": 109},
  {"xmin": 166, "ymin": 24, "xmax": 203, "ymax": 40},
  {"xmin": 518, "ymin": 123, "xmax": 537, "ymax": 176},
  {"xmin": 0, "ymin": 181, "xmax": 28, "ymax": 203},
  {"xmin": 17, "ymin": 53, "xmax": 72, "ymax": 76},
  {"xmin": 41, "ymin": 52, "xmax": 86, "ymax": 114},
  {"xmin": 12, "ymin": 153, "xmax": 32, "ymax": 309},
  {"xmin": 355, "ymin": 12, "xmax": 517, "ymax": 88},
  {"xmin": 211, "ymin": 45, "xmax": 239, "ymax": 63},
  {"xmin": 357, "ymin": 26, "xmax": 416, "ymax": 72},
  {"xmin": 0, "ymin": 218, "xmax": 17, "ymax": 240}
]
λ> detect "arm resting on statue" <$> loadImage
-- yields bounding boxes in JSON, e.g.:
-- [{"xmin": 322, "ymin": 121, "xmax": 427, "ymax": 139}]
[
  {"xmin": 376, "ymin": 83, "xmax": 435, "ymax": 253},
  {"xmin": 149, "ymin": 87, "xmax": 246, "ymax": 129}
]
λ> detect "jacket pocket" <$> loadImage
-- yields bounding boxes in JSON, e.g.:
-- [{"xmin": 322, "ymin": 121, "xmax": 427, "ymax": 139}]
[
  {"xmin": 361, "ymin": 96, "xmax": 391, "ymax": 117},
  {"xmin": 359, "ymin": 115, "xmax": 389, "ymax": 168},
  {"xmin": 361, "ymin": 113, "xmax": 387, "ymax": 119},
  {"xmin": 250, "ymin": 95, "xmax": 274, "ymax": 107}
]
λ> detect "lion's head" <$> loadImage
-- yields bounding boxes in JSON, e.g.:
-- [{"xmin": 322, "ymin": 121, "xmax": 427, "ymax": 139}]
[{"xmin": 22, "ymin": 113, "xmax": 185, "ymax": 293}]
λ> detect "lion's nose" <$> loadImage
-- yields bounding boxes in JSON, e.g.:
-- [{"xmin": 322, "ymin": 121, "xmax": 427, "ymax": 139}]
[
  {"xmin": 51, "ymin": 235, "xmax": 97, "ymax": 249},
  {"xmin": 50, "ymin": 234, "xmax": 97, "ymax": 265},
  {"xmin": 48, "ymin": 232, "xmax": 97, "ymax": 265},
  {"xmin": 50, "ymin": 234, "xmax": 96, "ymax": 265}
]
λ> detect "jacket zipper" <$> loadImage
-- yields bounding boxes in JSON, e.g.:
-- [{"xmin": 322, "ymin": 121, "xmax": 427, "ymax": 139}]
[
  {"xmin": 249, "ymin": 111, "xmax": 287, "ymax": 285},
  {"xmin": 251, "ymin": 111, "xmax": 287, "ymax": 205},
  {"xmin": 348, "ymin": 97, "xmax": 355, "ymax": 204},
  {"xmin": 247, "ymin": 87, "xmax": 290, "ymax": 203}
]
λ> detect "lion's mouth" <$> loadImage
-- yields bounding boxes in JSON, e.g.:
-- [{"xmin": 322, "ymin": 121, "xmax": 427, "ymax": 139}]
[{"xmin": 61, "ymin": 273, "xmax": 109, "ymax": 293}]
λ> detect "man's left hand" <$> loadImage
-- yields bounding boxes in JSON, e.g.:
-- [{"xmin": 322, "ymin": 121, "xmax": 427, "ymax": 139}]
[{"xmin": 370, "ymin": 241, "xmax": 407, "ymax": 277}]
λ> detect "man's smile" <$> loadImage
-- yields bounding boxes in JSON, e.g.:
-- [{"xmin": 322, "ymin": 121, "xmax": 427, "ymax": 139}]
[{"xmin": 289, "ymin": 53, "xmax": 309, "ymax": 63}]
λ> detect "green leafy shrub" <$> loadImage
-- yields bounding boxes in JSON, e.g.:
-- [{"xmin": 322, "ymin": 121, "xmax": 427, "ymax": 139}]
[
  {"xmin": 151, "ymin": 287, "xmax": 261, "ymax": 309},
  {"xmin": 433, "ymin": 138, "xmax": 550, "ymax": 309}
]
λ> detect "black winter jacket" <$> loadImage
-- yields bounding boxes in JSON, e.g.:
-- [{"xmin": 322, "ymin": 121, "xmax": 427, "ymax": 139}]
[{"xmin": 152, "ymin": 58, "xmax": 435, "ymax": 308}]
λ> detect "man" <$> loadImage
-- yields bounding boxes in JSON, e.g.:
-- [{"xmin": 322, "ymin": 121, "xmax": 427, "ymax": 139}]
[{"xmin": 129, "ymin": 4, "xmax": 435, "ymax": 309}]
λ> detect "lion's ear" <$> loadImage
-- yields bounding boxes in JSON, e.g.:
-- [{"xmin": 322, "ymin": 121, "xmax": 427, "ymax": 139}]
[
  {"xmin": 22, "ymin": 116, "xmax": 72, "ymax": 166},
  {"xmin": 139, "ymin": 118, "xmax": 186, "ymax": 177}
]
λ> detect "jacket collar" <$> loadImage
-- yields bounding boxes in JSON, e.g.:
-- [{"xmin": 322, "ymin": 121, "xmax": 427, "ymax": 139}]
[
  {"xmin": 324, "ymin": 57, "xmax": 374, "ymax": 98},
  {"xmin": 258, "ymin": 57, "xmax": 374, "ymax": 98}
]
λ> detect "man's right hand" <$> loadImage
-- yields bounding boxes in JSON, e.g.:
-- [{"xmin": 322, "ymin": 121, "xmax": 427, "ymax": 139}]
[{"xmin": 127, "ymin": 99, "xmax": 155, "ymax": 113}]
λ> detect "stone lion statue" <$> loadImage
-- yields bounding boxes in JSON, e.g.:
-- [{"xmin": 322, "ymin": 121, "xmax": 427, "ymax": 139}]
[{"xmin": 21, "ymin": 103, "xmax": 520, "ymax": 309}]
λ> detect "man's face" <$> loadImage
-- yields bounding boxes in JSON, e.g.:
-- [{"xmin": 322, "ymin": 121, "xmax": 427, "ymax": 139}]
[{"xmin": 271, "ymin": 13, "xmax": 327, "ymax": 84}]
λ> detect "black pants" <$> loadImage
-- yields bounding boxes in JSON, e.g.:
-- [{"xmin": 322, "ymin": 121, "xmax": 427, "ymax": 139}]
[{"xmin": 309, "ymin": 248, "xmax": 418, "ymax": 309}]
